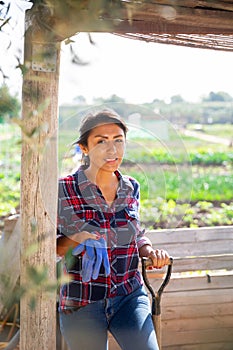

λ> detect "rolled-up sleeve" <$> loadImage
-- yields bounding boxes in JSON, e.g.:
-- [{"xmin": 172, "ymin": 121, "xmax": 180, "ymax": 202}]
[
  {"xmin": 57, "ymin": 179, "xmax": 77, "ymax": 239},
  {"xmin": 136, "ymin": 228, "xmax": 152, "ymax": 249}
]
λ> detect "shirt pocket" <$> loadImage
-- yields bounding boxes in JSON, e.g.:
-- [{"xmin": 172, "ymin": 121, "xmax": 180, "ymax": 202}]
[{"xmin": 115, "ymin": 208, "xmax": 139, "ymax": 246}]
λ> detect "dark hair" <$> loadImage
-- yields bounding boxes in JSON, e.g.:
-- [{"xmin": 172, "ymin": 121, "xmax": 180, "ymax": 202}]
[{"xmin": 76, "ymin": 109, "xmax": 128, "ymax": 147}]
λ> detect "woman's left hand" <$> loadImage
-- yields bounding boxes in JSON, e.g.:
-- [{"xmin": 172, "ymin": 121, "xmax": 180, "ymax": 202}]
[{"xmin": 139, "ymin": 244, "xmax": 170, "ymax": 269}]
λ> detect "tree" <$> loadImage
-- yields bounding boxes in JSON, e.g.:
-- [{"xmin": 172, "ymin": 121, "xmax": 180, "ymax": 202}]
[
  {"xmin": 170, "ymin": 94, "xmax": 184, "ymax": 104},
  {"xmin": 0, "ymin": 84, "xmax": 20, "ymax": 122},
  {"xmin": 73, "ymin": 95, "xmax": 87, "ymax": 104},
  {"xmin": 203, "ymin": 91, "xmax": 233, "ymax": 102},
  {"xmin": 104, "ymin": 94, "xmax": 125, "ymax": 103}
]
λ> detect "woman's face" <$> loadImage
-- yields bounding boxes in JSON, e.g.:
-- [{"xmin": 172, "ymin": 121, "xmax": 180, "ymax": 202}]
[{"xmin": 80, "ymin": 123, "xmax": 126, "ymax": 172}]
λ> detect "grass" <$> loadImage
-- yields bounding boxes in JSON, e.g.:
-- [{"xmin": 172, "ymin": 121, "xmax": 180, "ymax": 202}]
[{"xmin": 121, "ymin": 166, "xmax": 232, "ymax": 202}]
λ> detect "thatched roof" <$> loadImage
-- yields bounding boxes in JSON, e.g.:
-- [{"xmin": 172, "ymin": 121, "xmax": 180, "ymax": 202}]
[{"xmin": 115, "ymin": 33, "xmax": 233, "ymax": 52}]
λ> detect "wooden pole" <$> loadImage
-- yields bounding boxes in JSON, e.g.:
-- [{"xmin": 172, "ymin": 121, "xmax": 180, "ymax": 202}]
[{"xmin": 20, "ymin": 8, "xmax": 60, "ymax": 350}]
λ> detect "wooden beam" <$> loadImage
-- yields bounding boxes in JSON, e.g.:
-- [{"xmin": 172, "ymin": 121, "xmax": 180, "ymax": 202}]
[
  {"xmin": 106, "ymin": 4, "xmax": 233, "ymax": 34},
  {"xmin": 33, "ymin": 1, "xmax": 233, "ymax": 41},
  {"xmin": 112, "ymin": 20, "xmax": 233, "ymax": 34},
  {"xmin": 50, "ymin": 17, "xmax": 233, "ymax": 38},
  {"xmin": 138, "ymin": 0, "xmax": 233, "ymax": 12},
  {"xmin": 20, "ymin": 9, "xmax": 60, "ymax": 350}
]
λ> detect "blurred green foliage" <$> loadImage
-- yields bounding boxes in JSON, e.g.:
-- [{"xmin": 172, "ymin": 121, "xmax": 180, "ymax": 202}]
[{"xmin": 0, "ymin": 84, "xmax": 20, "ymax": 123}]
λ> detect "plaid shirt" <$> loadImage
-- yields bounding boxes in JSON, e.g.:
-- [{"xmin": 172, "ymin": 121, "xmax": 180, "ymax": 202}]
[{"xmin": 57, "ymin": 166, "xmax": 151, "ymax": 311}]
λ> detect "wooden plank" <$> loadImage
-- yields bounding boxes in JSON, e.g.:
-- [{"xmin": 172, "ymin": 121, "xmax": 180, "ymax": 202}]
[
  {"xmin": 147, "ymin": 226, "xmax": 233, "ymax": 245},
  {"xmin": 143, "ymin": 254, "xmax": 233, "ymax": 273},
  {"xmin": 148, "ymin": 225, "xmax": 233, "ymax": 238},
  {"xmin": 147, "ymin": 227, "xmax": 233, "ymax": 256},
  {"xmin": 162, "ymin": 315, "xmax": 233, "ymax": 335},
  {"xmin": 160, "ymin": 241, "xmax": 233, "ymax": 257},
  {"xmin": 149, "ymin": 273, "xmax": 233, "ymax": 292},
  {"xmin": 162, "ymin": 288, "xmax": 233, "ymax": 306},
  {"xmin": 162, "ymin": 328, "xmax": 233, "ymax": 347},
  {"xmin": 161, "ymin": 302, "xmax": 233, "ymax": 321},
  {"xmin": 165, "ymin": 255, "xmax": 233, "ymax": 273}
]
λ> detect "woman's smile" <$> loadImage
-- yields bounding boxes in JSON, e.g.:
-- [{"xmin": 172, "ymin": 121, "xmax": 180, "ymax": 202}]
[{"xmin": 105, "ymin": 157, "xmax": 118, "ymax": 162}]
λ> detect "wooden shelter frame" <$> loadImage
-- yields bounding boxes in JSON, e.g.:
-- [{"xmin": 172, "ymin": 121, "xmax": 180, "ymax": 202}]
[{"xmin": 19, "ymin": 2, "xmax": 233, "ymax": 349}]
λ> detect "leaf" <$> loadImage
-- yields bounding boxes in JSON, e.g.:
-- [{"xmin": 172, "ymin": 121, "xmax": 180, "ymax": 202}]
[
  {"xmin": 70, "ymin": 44, "xmax": 89, "ymax": 66},
  {"xmin": 6, "ymin": 2, "xmax": 10, "ymax": 15},
  {"xmin": 88, "ymin": 33, "xmax": 95, "ymax": 45},
  {"xmin": 0, "ymin": 16, "xmax": 11, "ymax": 30},
  {"xmin": 15, "ymin": 56, "xmax": 29, "ymax": 75},
  {"xmin": 25, "ymin": 242, "xmax": 39, "ymax": 257},
  {"xmin": 64, "ymin": 37, "xmax": 75, "ymax": 45},
  {"xmin": 27, "ymin": 265, "xmax": 49, "ymax": 285}
]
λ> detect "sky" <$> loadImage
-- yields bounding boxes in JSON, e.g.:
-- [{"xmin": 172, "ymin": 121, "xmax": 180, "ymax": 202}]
[
  {"xmin": 1, "ymin": 0, "xmax": 233, "ymax": 106},
  {"xmin": 59, "ymin": 33, "xmax": 233, "ymax": 105}
]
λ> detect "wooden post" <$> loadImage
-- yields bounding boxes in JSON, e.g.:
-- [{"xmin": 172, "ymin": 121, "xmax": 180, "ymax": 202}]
[{"xmin": 20, "ymin": 8, "xmax": 60, "ymax": 350}]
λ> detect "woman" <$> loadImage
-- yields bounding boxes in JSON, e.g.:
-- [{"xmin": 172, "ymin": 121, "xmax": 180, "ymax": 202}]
[{"xmin": 57, "ymin": 109, "xmax": 170, "ymax": 350}]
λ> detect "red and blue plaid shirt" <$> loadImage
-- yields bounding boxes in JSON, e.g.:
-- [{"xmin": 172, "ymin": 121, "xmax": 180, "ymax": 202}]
[{"xmin": 57, "ymin": 166, "xmax": 151, "ymax": 311}]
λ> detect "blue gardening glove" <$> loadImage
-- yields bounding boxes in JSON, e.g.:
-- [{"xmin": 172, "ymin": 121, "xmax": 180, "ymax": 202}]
[
  {"xmin": 72, "ymin": 238, "xmax": 110, "ymax": 282},
  {"xmin": 93, "ymin": 238, "xmax": 110, "ymax": 279}
]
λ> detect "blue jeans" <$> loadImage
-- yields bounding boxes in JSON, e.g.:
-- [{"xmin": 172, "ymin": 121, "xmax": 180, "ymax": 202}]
[{"xmin": 59, "ymin": 286, "xmax": 159, "ymax": 350}]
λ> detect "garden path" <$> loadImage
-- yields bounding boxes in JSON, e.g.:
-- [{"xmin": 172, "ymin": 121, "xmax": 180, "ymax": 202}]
[{"xmin": 181, "ymin": 129, "xmax": 232, "ymax": 147}]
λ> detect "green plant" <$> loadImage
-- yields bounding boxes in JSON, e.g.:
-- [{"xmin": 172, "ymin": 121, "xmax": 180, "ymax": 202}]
[{"xmin": 139, "ymin": 199, "xmax": 233, "ymax": 228}]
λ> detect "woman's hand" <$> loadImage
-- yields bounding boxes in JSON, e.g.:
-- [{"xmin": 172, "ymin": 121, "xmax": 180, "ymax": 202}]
[
  {"xmin": 72, "ymin": 231, "xmax": 98, "ymax": 244},
  {"xmin": 139, "ymin": 244, "xmax": 170, "ymax": 269},
  {"xmin": 57, "ymin": 231, "xmax": 98, "ymax": 257}
]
